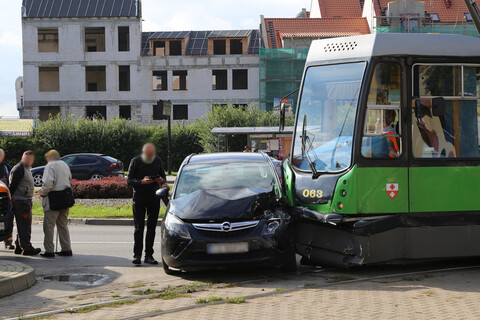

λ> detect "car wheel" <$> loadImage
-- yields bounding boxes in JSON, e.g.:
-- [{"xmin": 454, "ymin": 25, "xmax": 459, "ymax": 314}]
[
  {"xmin": 32, "ymin": 173, "xmax": 43, "ymax": 187},
  {"xmin": 90, "ymin": 172, "xmax": 103, "ymax": 181}
]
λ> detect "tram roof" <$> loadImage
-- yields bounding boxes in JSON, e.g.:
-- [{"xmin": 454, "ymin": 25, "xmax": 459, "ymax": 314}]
[{"xmin": 307, "ymin": 33, "xmax": 480, "ymax": 66}]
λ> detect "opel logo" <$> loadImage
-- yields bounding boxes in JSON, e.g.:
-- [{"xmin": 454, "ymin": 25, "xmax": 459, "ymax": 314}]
[{"xmin": 221, "ymin": 222, "xmax": 232, "ymax": 232}]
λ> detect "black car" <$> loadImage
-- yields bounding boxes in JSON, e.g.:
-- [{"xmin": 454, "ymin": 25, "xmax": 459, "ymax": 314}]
[
  {"xmin": 161, "ymin": 152, "xmax": 296, "ymax": 273},
  {"xmin": 31, "ymin": 153, "xmax": 124, "ymax": 187}
]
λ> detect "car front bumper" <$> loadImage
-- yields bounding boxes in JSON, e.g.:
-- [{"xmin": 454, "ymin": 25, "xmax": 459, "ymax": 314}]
[{"xmin": 161, "ymin": 220, "xmax": 294, "ymax": 271}]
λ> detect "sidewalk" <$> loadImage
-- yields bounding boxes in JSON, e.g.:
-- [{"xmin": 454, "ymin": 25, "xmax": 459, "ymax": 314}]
[{"xmin": 0, "ymin": 260, "xmax": 36, "ymax": 298}]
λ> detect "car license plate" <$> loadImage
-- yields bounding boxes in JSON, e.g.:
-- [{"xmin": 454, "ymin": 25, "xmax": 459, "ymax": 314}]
[
  {"xmin": 0, "ymin": 222, "xmax": 4, "ymax": 231},
  {"xmin": 207, "ymin": 242, "xmax": 249, "ymax": 254}
]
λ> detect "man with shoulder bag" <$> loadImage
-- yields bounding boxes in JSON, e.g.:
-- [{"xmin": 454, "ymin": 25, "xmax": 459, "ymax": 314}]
[{"xmin": 40, "ymin": 150, "xmax": 74, "ymax": 258}]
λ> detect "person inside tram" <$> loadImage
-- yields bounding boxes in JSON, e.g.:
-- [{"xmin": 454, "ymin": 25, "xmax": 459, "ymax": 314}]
[{"xmin": 376, "ymin": 110, "xmax": 400, "ymax": 158}]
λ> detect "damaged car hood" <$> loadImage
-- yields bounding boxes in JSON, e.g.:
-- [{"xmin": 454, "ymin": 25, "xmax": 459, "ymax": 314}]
[{"xmin": 170, "ymin": 187, "xmax": 277, "ymax": 222}]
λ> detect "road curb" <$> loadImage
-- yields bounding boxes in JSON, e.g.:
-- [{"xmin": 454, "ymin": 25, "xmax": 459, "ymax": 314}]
[{"xmin": 0, "ymin": 261, "xmax": 36, "ymax": 298}]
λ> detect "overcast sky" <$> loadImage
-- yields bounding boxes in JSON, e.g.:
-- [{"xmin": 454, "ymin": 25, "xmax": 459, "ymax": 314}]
[{"xmin": 0, "ymin": 0, "xmax": 312, "ymax": 116}]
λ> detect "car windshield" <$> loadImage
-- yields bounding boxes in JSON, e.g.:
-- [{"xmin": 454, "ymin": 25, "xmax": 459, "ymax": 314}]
[
  {"xmin": 292, "ymin": 62, "xmax": 366, "ymax": 173},
  {"xmin": 175, "ymin": 162, "xmax": 277, "ymax": 198}
]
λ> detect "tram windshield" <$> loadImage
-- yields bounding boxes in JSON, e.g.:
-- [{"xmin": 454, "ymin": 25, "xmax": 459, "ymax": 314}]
[{"xmin": 292, "ymin": 62, "xmax": 366, "ymax": 173}]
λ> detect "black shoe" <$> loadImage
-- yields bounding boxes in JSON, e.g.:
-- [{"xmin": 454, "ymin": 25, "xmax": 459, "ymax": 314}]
[
  {"xmin": 41, "ymin": 252, "xmax": 55, "ymax": 258},
  {"xmin": 23, "ymin": 247, "xmax": 41, "ymax": 256},
  {"xmin": 55, "ymin": 250, "xmax": 73, "ymax": 257},
  {"xmin": 132, "ymin": 256, "xmax": 141, "ymax": 265},
  {"xmin": 144, "ymin": 256, "xmax": 159, "ymax": 265},
  {"xmin": 14, "ymin": 240, "xmax": 22, "ymax": 254},
  {"xmin": 4, "ymin": 241, "xmax": 15, "ymax": 250}
]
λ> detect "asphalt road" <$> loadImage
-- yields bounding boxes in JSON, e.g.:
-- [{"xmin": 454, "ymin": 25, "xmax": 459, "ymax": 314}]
[{"xmin": 1, "ymin": 223, "xmax": 158, "ymax": 274}]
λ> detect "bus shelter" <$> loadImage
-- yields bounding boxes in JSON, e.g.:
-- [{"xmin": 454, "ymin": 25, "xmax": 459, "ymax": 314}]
[{"xmin": 211, "ymin": 126, "xmax": 294, "ymax": 159}]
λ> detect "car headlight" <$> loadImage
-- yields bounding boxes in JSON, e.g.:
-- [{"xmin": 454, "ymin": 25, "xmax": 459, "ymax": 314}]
[
  {"xmin": 262, "ymin": 219, "xmax": 281, "ymax": 235},
  {"xmin": 164, "ymin": 212, "xmax": 191, "ymax": 239}
]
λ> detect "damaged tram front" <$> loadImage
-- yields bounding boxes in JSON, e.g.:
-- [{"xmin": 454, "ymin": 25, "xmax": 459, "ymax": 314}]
[{"xmin": 282, "ymin": 33, "xmax": 480, "ymax": 267}]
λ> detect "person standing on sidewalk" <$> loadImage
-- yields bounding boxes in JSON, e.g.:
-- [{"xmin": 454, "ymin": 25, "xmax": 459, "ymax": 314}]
[
  {"xmin": 0, "ymin": 149, "xmax": 14, "ymax": 250},
  {"xmin": 127, "ymin": 143, "xmax": 168, "ymax": 265},
  {"xmin": 40, "ymin": 150, "xmax": 73, "ymax": 258},
  {"xmin": 9, "ymin": 151, "xmax": 41, "ymax": 256}
]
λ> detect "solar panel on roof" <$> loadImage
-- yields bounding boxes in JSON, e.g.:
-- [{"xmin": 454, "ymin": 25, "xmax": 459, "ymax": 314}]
[{"xmin": 23, "ymin": 0, "xmax": 137, "ymax": 18}]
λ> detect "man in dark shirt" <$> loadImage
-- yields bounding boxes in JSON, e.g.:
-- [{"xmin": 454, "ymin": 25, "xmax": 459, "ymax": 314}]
[{"xmin": 127, "ymin": 143, "xmax": 168, "ymax": 265}]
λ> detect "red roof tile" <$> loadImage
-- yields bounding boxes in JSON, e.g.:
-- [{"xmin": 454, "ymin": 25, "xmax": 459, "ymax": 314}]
[
  {"xmin": 318, "ymin": 0, "xmax": 363, "ymax": 18},
  {"xmin": 373, "ymin": 0, "xmax": 469, "ymax": 22},
  {"xmin": 264, "ymin": 18, "xmax": 371, "ymax": 49}
]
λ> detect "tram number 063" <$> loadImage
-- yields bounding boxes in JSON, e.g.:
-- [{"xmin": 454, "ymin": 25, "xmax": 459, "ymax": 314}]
[{"xmin": 302, "ymin": 189, "xmax": 324, "ymax": 199}]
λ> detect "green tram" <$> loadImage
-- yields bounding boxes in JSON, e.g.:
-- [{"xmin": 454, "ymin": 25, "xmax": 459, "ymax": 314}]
[{"xmin": 281, "ymin": 33, "xmax": 480, "ymax": 267}]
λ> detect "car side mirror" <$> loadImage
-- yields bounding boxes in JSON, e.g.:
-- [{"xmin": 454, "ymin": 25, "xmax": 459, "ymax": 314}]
[
  {"xmin": 279, "ymin": 102, "xmax": 286, "ymax": 132},
  {"xmin": 156, "ymin": 187, "xmax": 169, "ymax": 198}
]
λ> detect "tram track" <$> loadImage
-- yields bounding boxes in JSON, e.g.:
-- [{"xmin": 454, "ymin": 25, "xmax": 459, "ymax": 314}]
[{"xmin": 7, "ymin": 263, "xmax": 480, "ymax": 320}]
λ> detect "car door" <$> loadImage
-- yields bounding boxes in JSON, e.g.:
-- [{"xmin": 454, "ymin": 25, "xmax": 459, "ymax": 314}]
[{"xmin": 70, "ymin": 156, "xmax": 98, "ymax": 180}]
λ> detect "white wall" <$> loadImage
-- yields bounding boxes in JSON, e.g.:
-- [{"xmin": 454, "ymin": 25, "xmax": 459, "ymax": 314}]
[{"xmin": 22, "ymin": 17, "xmax": 260, "ymax": 122}]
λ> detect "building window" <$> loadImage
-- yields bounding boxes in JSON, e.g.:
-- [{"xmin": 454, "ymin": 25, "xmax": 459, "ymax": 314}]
[
  {"xmin": 213, "ymin": 39, "xmax": 226, "ymax": 55},
  {"xmin": 38, "ymin": 106, "xmax": 60, "ymax": 121},
  {"xmin": 232, "ymin": 69, "xmax": 248, "ymax": 90},
  {"xmin": 153, "ymin": 71, "xmax": 167, "ymax": 91},
  {"xmin": 230, "ymin": 39, "xmax": 243, "ymax": 54},
  {"xmin": 86, "ymin": 66, "xmax": 106, "ymax": 92},
  {"xmin": 173, "ymin": 70, "xmax": 188, "ymax": 91},
  {"xmin": 152, "ymin": 102, "xmax": 163, "ymax": 120},
  {"xmin": 38, "ymin": 28, "xmax": 58, "ymax": 52},
  {"xmin": 173, "ymin": 105, "xmax": 188, "ymax": 120},
  {"xmin": 119, "ymin": 105, "xmax": 131, "ymax": 120},
  {"xmin": 153, "ymin": 41, "xmax": 166, "ymax": 56},
  {"xmin": 118, "ymin": 26, "xmax": 130, "ymax": 52},
  {"xmin": 170, "ymin": 40, "xmax": 182, "ymax": 55},
  {"xmin": 85, "ymin": 27, "xmax": 105, "ymax": 52},
  {"xmin": 119, "ymin": 65, "xmax": 130, "ymax": 91},
  {"xmin": 39, "ymin": 67, "xmax": 59, "ymax": 92},
  {"xmin": 212, "ymin": 70, "xmax": 228, "ymax": 90},
  {"xmin": 86, "ymin": 106, "xmax": 107, "ymax": 119},
  {"xmin": 233, "ymin": 104, "xmax": 248, "ymax": 110}
]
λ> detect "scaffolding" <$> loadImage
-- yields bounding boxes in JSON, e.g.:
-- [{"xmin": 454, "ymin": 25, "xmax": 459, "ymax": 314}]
[{"xmin": 259, "ymin": 48, "xmax": 309, "ymax": 111}]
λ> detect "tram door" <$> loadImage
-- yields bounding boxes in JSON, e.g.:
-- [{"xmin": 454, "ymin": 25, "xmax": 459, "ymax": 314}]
[
  {"xmin": 357, "ymin": 62, "xmax": 409, "ymax": 215},
  {"xmin": 409, "ymin": 64, "xmax": 480, "ymax": 214}
]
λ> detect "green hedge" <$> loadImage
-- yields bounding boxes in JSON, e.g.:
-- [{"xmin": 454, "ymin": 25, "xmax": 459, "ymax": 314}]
[{"xmin": 0, "ymin": 104, "xmax": 294, "ymax": 170}]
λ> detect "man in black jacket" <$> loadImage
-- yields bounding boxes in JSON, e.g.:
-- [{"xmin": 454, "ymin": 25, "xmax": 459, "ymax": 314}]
[
  {"xmin": 127, "ymin": 143, "xmax": 167, "ymax": 265},
  {"xmin": 0, "ymin": 148, "xmax": 14, "ymax": 250}
]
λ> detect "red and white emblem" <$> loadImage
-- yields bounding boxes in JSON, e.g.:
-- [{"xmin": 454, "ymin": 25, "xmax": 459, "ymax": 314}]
[{"xmin": 386, "ymin": 183, "xmax": 399, "ymax": 199}]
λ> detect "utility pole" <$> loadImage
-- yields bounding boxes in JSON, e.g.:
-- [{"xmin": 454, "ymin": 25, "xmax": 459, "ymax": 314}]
[{"xmin": 157, "ymin": 99, "xmax": 172, "ymax": 176}]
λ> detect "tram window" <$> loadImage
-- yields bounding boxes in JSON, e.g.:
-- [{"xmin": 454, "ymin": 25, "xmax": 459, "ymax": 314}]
[
  {"xmin": 412, "ymin": 98, "xmax": 480, "ymax": 158},
  {"xmin": 412, "ymin": 64, "xmax": 480, "ymax": 159},
  {"xmin": 361, "ymin": 63, "xmax": 402, "ymax": 158}
]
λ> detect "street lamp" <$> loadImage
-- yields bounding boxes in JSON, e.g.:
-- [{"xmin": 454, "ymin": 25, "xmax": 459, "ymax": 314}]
[{"xmin": 157, "ymin": 99, "xmax": 172, "ymax": 175}]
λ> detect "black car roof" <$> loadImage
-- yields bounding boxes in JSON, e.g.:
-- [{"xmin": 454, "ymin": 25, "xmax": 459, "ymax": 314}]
[
  {"xmin": 188, "ymin": 152, "xmax": 267, "ymax": 165},
  {"xmin": 64, "ymin": 153, "xmax": 104, "ymax": 157}
]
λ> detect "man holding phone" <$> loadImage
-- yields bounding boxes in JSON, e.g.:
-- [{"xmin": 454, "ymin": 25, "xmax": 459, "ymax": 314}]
[{"xmin": 127, "ymin": 143, "xmax": 168, "ymax": 265}]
